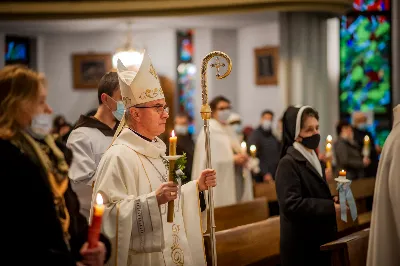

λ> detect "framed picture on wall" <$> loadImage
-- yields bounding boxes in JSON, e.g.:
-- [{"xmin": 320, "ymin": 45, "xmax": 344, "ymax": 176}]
[
  {"xmin": 254, "ymin": 46, "xmax": 279, "ymax": 86},
  {"xmin": 72, "ymin": 53, "xmax": 112, "ymax": 89}
]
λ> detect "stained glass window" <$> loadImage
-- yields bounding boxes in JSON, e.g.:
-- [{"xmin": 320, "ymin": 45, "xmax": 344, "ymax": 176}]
[
  {"xmin": 339, "ymin": 0, "xmax": 391, "ymax": 146},
  {"xmin": 176, "ymin": 30, "xmax": 196, "ymax": 134},
  {"xmin": 353, "ymin": 0, "xmax": 390, "ymax": 11}
]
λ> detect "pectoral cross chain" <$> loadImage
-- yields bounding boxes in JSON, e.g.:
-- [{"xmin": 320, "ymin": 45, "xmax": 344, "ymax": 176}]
[{"xmin": 210, "ymin": 57, "xmax": 225, "ymax": 77}]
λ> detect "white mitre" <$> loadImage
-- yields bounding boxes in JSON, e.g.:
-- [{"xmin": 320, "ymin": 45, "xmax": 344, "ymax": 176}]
[
  {"xmin": 117, "ymin": 51, "xmax": 165, "ymax": 108},
  {"xmin": 109, "ymin": 52, "xmax": 165, "ymax": 146}
]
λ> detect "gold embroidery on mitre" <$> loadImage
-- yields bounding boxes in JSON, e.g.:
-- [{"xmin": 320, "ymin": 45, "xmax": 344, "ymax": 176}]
[
  {"xmin": 122, "ymin": 96, "xmax": 132, "ymax": 106},
  {"xmin": 138, "ymin": 88, "xmax": 164, "ymax": 100},
  {"xmin": 171, "ymin": 224, "xmax": 184, "ymax": 265},
  {"xmin": 149, "ymin": 63, "xmax": 159, "ymax": 80}
]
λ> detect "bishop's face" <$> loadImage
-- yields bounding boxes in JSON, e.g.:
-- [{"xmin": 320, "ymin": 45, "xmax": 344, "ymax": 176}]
[{"xmin": 136, "ymin": 99, "xmax": 169, "ymax": 136}]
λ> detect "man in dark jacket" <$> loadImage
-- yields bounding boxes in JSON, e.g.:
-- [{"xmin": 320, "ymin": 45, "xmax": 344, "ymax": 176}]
[
  {"xmin": 167, "ymin": 112, "xmax": 195, "ymax": 183},
  {"xmin": 248, "ymin": 110, "xmax": 281, "ymax": 182},
  {"xmin": 334, "ymin": 120, "xmax": 370, "ymax": 180}
]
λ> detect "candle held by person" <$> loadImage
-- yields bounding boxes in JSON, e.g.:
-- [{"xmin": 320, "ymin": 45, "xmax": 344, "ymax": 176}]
[
  {"xmin": 325, "ymin": 142, "xmax": 332, "ymax": 169},
  {"xmin": 363, "ymin": 135, "xmax": 370, "ymax": 158},
  {"xmin": 241, "ymin": 141, "xmax": 247, "ymax": 155},
  {"xmin": 250, "ymin": 145, "xmax": 257, "ymax": 158},
  {"xmin": 88, "ymin": 193, "xmax": 104, "ymax": 248},
  {"xmin": 169, "ymin": 130, "xmax": 177, "ymax": 156}
]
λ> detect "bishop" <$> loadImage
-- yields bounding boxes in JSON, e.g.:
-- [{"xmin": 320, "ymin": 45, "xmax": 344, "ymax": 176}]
[{"xmin": 92, "ymin": 51, "xmax": 216, "ymax": 266}]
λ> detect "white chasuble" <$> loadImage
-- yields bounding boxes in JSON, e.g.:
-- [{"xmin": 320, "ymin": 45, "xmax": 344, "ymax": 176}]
[
  {"xmin": 92, "ymin": 128, "xmax": 207, "ymax": 266},
  {"xmin": 192, "ymin": 119, "xmax": 237, "ymax": 207}
]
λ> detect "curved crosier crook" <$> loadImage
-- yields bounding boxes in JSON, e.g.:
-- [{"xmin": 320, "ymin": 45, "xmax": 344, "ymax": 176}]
[{"xmin": 199, "ymin": 51, "xmax": 232, "ymax": 266}]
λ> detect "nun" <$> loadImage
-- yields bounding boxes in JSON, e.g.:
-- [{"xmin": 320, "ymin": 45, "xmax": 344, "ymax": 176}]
[{"xmin": 275, "ymin": 106, "xmax": 339, "ymax": 266}]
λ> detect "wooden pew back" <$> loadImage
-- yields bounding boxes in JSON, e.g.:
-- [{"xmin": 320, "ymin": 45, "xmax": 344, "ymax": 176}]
[
  {"xmin": 205, "ymin": 217, "xmax": 281, "ymax": 266},
  {"xmin": 253, "ymin": 182, "xmax": 277, "ymax": 201},
  {"xmin": 321, "ymin": 228, "xmax": 370, "ymax": 266},
  {"xmin": 210, "ymin": 197, "xmax": 269, "ymax": 232}
]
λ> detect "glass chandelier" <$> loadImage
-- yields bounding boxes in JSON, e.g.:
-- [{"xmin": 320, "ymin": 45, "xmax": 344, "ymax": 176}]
[{"xmin": 112, "ymin": 22, "xmax": 144, "ymax": 70}]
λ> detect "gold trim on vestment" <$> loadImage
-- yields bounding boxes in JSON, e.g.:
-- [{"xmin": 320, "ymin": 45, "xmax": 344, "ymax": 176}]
[
  {"xmin": 115, "ymin": 201, "xmax": 120, "ymax": 266},
  {"xmin": 197, "ymin": 182, "xmax": 207, "ymax": 263}
]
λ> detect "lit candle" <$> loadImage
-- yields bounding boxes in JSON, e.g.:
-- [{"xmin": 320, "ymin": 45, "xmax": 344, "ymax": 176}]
[
  {"xmin": 363, "ymin": 135, "xmax": 370, "ymax": 157},
  {"xmin": 169, "ymin": 130, "xmax": 177, "ymax": 156},
  {"xmin": 326, "ymin": 135, "xmax": 333, "ymax": 144},
  {"xmin": 241, "ymin": 141, "xmax": 247, "ymax": 155},
  {"xmin": 325, "ymin": 142, "xmax": 332, "ymax": 169},
  {"xmin": 88, "ymin": 193, "xmax": 104, "ymax": 248},
  {"xmin": 250, "ymin": 145, "xmax": 257, "ymax": 158},
  {"xmin": 339, "ymin": 169, "xmax": 347, "ymax": 177}
]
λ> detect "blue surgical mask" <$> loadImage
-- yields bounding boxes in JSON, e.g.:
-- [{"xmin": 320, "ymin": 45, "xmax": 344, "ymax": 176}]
[
  {"xmin": 27, "ymin": 114, "xmax": 52, "ymax": 139},
  {"xmin": 231, "ymin": 124, "xmax": 243, "ymax": 135},
  {"xmin": 218, "ymin": 110, "xmax": 231, "ymax": 123},
  {"xmin": 112, "ymin": 101, "xmax": 125, "ymax": 121},
  {"xmin": 174, "ymin": 125, "xmax": 188, "ymax": 135},
  {"xmin": 261, "ymin": 120, "xmax": 272, "ymax": 131},
  {"xmin": 357, "ymin": 123, "xmax": 367, "ymax": 130}
]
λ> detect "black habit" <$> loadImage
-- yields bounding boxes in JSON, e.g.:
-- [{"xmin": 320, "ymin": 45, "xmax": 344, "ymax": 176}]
[{"xmin": 275, "ymin": 106, "xmax": 337, "ymax": 266}]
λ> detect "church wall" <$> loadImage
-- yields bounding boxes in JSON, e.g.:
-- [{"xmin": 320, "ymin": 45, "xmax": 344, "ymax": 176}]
[
  {"xmin": 42, "ymin": 29, "xmax": 176, "ymax": 124},
  {"xmin": 211, "ymin": 29, "xmax": 238, "ymax": 110},
  {"xmin": 237, "ymin": 20, "xmax": 282, "ymax": 128}
]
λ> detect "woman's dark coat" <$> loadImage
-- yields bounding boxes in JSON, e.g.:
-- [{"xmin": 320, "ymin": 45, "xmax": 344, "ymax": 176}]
[{"xmin": 275, "ymin": 146, "xmax": 337, "ymax": 266}]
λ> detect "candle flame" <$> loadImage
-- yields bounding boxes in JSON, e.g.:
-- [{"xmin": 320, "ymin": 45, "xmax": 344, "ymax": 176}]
[
  {"xmin": 326, "ymin": 135, "xmax": 333, "ymax": 142},
  {"xmin": 364, "ymin": 135, "xmax": 370, "ymax": 142},
  {"xmin": 250, "ymin": 145, "xmax": 256, "ymax": 152},
  {"xmin": 326, "ymin": 143, "xmax": 332, "ymax": 149},
  {"xmin": 241, "ymin": 141, "xmax": 247, "ymax": 149},
  {"xmin": 171, "ymin": 130, "xmax": 175, "ymax": 137},
  {"xmin": 96, "ymin": 193, "xmax": 103, "ymax": 205}
]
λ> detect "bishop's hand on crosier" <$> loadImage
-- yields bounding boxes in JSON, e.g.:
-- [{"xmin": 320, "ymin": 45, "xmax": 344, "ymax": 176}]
[{"xmin": 198, "ymin": 169, "xmax": 217, "ymax": 191}]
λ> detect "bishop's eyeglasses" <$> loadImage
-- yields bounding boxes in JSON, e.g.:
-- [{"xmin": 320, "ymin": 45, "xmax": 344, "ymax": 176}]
[{"xmin": 134, "ymin": 105, "xmax": 170, "ymax": 114}]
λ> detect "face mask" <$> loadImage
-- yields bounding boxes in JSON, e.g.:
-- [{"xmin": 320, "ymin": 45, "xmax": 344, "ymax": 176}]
[
  {"xmin": 174, "ymin": 125, "xmax": 188, "ymax": 135},
  {"xmin": 112, "ymin": 101, "xmax": 125, "ymax": 121},
  {"xmin": 357, "ymin": 123, "xmax": 367, "ymax": 130},
  {"xmin": 262, "ymin": 120, "xmax": 272, "ymax": 131},
  {"xmin": 300, "ymin": 133, "xmax": 320, "ymax": 150},
  {"xmin": 231, "ymin": 124, "xmax": 243, "ymax": 135},
  {"xmin": 28, "ymin": 114, "xmax": 52, "ymax": 139},
  {"xmin": 218, "ymin": 110, "xmax": 231, "ymax": 123}
]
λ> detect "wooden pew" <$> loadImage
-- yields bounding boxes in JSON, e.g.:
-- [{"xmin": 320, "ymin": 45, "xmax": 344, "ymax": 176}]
[
  {"xmin": 208, "ymin": 197, "xmax": 269, "ymax": 232},
  {"xmin": 253, "ymin": 181, "xmax": 277, "ymax": 201},
  {"xmin": 204, "ymin": 217, "xmax": 281, "ymax": 266},
  {"xmin": 321, "ymin": 228, "xmax": 370, "ymax": 266}
]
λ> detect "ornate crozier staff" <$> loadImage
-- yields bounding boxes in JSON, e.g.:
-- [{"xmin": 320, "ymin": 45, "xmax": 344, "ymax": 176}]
[{"xmin": 200, "ymin": 51, "xmax": 232, "ymax": 266}]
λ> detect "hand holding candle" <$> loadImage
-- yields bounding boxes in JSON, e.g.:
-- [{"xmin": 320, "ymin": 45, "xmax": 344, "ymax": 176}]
[{"xmin": 88, "ymin": 193, "xmax": 104, "ymax": 248}]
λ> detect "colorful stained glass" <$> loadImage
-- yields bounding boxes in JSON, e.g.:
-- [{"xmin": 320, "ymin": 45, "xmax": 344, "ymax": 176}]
[
  {"xmin": 353, "ymin": 0, "xmax": 390, "ymax": 11},
  {"xmin": 339, "ymin": 14, "xmax": 391, "ymax": 115},
  {"xmin": 177, "ymin": 30, "xmax": 196, "ymax": 134}
]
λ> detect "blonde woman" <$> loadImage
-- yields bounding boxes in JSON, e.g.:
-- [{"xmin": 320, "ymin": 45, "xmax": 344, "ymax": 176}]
[{"xmin": 0, "ymin": 65, "xmax": 110, "ymax": 266}]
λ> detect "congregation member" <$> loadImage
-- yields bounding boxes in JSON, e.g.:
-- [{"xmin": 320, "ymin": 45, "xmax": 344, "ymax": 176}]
[
  {"xmin": 334, "ymin": 120, "xmax": 370, "ymax": 179},
  {"xmin": 67, "ymin": 72, "xmax": 123, "ymax": 219},
  {"xmin": 227, "ymin": 112, "xmax": 254, "ymax": 202},
  {"xmin": 275, "ymin": 106, "xmax": 339, "ymax": 266},
  {"xmin": 352, "ymin": 111, "xmax": 379, "ymax": 177},
  {"xmin": 92, "ymin": 53, "xmax": 216, "ymax": 266},
  {"xmin": 367, "ymin": 105, "xmax": 400, "ymax": 266},
  {"xmin": 248, "ymin": 109, "xmax": 281, "ymax": 182},
  {"xmin": 0, "ymin": 65, "xmax": 110, "ymax": 265},
  {"xmin": 193, "ymin": 96, "xmax": 248, "ymax": 207},
  {"xmin": 167, "ymin": 112, "xmax": 195, "ymax": 183}
]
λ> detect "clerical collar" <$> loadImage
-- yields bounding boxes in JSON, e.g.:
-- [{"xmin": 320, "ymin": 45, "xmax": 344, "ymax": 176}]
[{"xmin": 129, "ymin": 128, "xmax": 155, "ymax": 142}]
